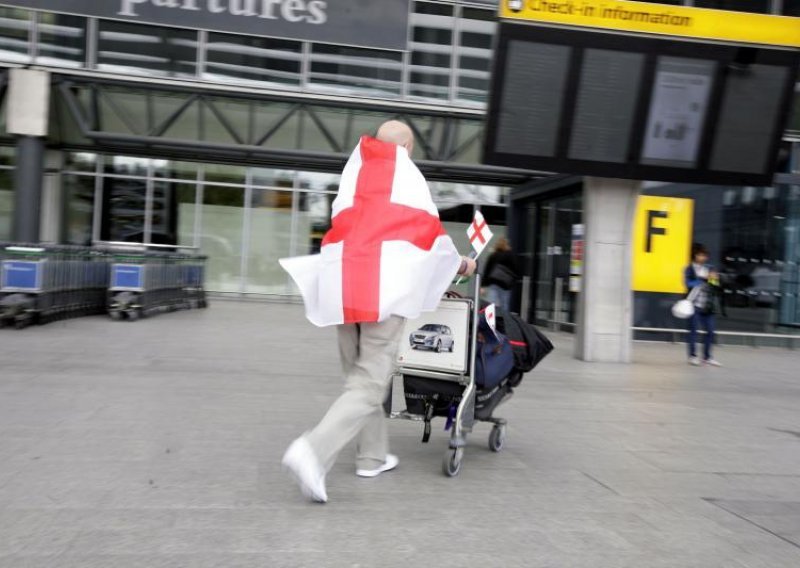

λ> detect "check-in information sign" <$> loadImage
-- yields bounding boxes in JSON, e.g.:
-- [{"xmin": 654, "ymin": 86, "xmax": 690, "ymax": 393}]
[
  {"xmin": 632, "ymin": 196, "xmax": 694, "ymax": 294},
  {"xmin": 501, "ymin": 0, "xmax": 800, "ymax": 48},
  {"xmin": 0, "ymin": 0, "xmax": 410, "ymax": 50}
]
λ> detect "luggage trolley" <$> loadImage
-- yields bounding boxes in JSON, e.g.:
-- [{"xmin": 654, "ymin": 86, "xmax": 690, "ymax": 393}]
[{"xmin": 390, "ymin": 274, "xmax": 508, "ymax": 477}]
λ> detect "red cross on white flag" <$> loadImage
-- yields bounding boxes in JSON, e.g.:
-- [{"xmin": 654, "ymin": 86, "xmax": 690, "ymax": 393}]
[
  {"xmin": 279, "ymin": 136, "xmax": 462, "ymax": 327},
  {"xmin": 467, "ymin": 210, "xmax": 493, "ymax": 257},
  {"xmin": 485, "ymin": 303, "xmax": 499, "ymax": 340}
]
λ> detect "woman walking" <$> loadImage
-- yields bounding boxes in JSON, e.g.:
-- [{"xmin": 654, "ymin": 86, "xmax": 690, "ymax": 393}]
[{"xmin": 482, "ymin": 237, "xmax": 519, "ymax": 312}]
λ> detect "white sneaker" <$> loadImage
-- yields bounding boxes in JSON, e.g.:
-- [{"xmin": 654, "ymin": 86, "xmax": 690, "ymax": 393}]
[
  {"xmin": 689, "ymin": 357, "xmax": 701, "ymax": 366},
  {"xmin": 356, "ymin": 454, "xmax": 399, "ymax": 478},
  {"xmin": 281, "ymin": 437, "xmax": 327, "ymax": 503},
  {"xmin": 704, "ymin": 359, "xmax": 722, "ymax": 367}
]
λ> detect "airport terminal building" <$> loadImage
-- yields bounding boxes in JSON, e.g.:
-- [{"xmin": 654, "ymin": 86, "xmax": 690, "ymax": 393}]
[{"xmin": 0, "ymin": 0, "xmax": 798, "ymax": 340}]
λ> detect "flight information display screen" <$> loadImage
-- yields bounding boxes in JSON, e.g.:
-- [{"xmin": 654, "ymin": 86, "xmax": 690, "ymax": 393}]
[{"xmin": 483, "ymin": 25, "xmax": 799, "ymax": 185}]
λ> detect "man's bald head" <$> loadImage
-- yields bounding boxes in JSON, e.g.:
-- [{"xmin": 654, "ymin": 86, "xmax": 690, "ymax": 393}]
[{"xmin": 376, "ymin": 120, "xmax": 414, "ymax": 156}]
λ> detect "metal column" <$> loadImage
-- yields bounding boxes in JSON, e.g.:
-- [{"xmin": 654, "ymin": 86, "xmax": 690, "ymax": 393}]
[{"xmin": 12, "ymin": 136, "xmax": 45, "ymax": 243}]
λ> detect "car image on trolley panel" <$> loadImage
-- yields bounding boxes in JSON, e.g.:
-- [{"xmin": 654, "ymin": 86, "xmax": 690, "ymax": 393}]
[{"xmin": 409, "ymin": 324, "xmax": 455, "ymax": 352}]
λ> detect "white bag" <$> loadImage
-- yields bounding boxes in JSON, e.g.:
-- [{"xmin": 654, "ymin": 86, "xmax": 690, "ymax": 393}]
[
  {"xmin": 671, "ymin": 286, "xmax": 700, "ymax": 320},
  {"xmin": 671, "ymin": 299, "xmax": 694, "ymax": 319}
]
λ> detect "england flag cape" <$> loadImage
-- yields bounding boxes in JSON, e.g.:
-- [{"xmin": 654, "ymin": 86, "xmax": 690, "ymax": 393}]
[{"xmin": 280, "ymin": 136, "xmax": 462, "ymax": 327}]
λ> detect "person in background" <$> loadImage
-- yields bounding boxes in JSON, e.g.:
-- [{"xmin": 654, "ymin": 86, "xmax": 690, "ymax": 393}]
[
  {"xmin": 482, "ymin": 236, "xmax": 519, "ymax": 312},
  {"xmin": 685, "ymin": 243, "xmax": 722, "ymax": 367}
]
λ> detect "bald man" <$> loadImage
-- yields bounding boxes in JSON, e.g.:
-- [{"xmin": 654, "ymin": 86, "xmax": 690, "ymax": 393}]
[{"xmin": 282, "ymin": 121, "xmax": 476, "ymax": 503}]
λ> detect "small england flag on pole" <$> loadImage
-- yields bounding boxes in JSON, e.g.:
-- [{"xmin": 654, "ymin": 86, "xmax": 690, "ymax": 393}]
[{"xmin": 467, "ymin": 210, "xmax": 493, "ymax": 258}]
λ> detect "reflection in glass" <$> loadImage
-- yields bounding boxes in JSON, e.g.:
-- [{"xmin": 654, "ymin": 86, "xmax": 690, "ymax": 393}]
[
  {"xmin": 246, "ymin": 189, "xmax": 293, "ymax": 294},
  {"xmin": 149, "ymin": 180, "xmax": 178, "ymax": 245},
  {"xmin": 409, "ymin": 1, "xmax": 454, "ymax": 100},
  {"xmin": 63, "ymin": 174, "xmax": 94, "ymax": 245},
  {"xmin": 296, "ymin": 172, "xmax": 340, "ymax": 192},
  {"xmin": 101, "ymin": 175, "xmax": 147, "ymax": 243},
  {"xmin": 152, "ymin": 159, "xmax": 199, "ymax": 181},
  {"xmin": 200, "ymin": 184, "xmax": 244, "ymax": 293},
  {"xmin": 296, "ymin": 192, "xmax": 333, "ymax": 255},
  {"xmin": 309, "ymin": 44, "xmax": 403, "ymax": 97},
  {"xmin": 0, "ymin": 7, "xmax": 31, "ymax": 63},
  {"xmin": 36, "ymin": 13, "xmax": 86, "ymax": 68},
  {"xmin": 457, "ymin": 7, "xmax": 495, "ymax": 104},
  {"xmin": 97, "ymin": 20, "xmax": 197, "ymax": 78},
  {"xmin": 204, "ymin": 163, "xmax": 246, "ymax": 186},
  {"xmin": 176, "ymin": 183, "xmax": 197, "ymax": 248},
  {"xmin": 65, "ymin": 152, "xmax": 97, "ymax": 173},
  {"xmin": 204, "ymin": 33, "xmax": 302, "ymax": 87},
  {"xmin": 252, "ymin": 168, "xmax": 295, "ymax": 189}
]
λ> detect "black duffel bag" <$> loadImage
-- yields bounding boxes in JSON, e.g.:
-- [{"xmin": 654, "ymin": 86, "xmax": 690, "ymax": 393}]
[{"xmin": 480, "ymin": 303, "xmax": 554, "ymax": 375}]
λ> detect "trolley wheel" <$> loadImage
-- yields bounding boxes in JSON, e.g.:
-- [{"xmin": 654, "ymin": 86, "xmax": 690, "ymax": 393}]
[
  {"xmin": 126, "ymin": 309, "xmax": 140, "ymax": 322},
  {"xmin": 109, "ymin": 311, "xmax": 122, "ymax": 321},
  {"xmin": 489, "ymin": 425, "xmax": 506, "ymax": 453},
  {"xmin": 436, "ymin": 341, "xmax": 443, "ymax": 353},
  {"xmin": 442, "ymin": 447, "xmax": 464, "ymax": 477}
]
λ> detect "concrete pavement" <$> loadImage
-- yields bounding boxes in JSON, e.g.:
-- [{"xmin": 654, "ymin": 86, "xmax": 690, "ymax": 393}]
[{"xmin": 1, "ymin": 301, "xmax": 799, "ymax": 567}]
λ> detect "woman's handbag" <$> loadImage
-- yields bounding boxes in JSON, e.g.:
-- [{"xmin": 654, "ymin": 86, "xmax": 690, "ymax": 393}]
[
  {"xmin": 488, "ymin": 263, "xmax": 517, "ymax": 289},
  {"xmin": 671, "ymin": 286, "xmax": 700, "ymax": 319}
]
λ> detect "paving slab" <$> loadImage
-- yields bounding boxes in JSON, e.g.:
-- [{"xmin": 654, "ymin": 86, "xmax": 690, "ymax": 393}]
[{"xmin": 1, "ymin": 301, "xmax": 799, "ymax": 567}]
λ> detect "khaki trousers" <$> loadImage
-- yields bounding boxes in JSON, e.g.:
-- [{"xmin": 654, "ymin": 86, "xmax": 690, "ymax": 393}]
[{"xmin": 306, "ymin": 316, "xmax": 406, "ymax": 471}]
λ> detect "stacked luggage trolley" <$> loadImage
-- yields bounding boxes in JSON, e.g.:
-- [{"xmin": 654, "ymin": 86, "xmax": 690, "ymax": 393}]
[
  {"xmin": 106, "ymin": 249, "xmax": 208, "ymax": 321},
  {"xmin": 0, "ymin": 243, "xmax": 208, "ymax": 328},
  {"xmin": 390, "ymin": 274, "xmax": 553, "ymax": 477},
  {"xmin": 0, "ymin": 244, "xmax": 109, "ymax": 329}
]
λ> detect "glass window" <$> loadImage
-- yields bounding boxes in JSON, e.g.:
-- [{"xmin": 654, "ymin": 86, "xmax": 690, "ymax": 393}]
[
  {"xmin": 97, "ymin": 20, "xmax": 197, "ymax": 78},
  {"xmin": 36, "ymin": 12, "xmax": 86, "ymax": 68},
  {"xmin": 100, "ymin": 175, "xmax": 147, "ymax": 243},
  {"xmin": 252, "ymin": 167, "xmax": 294, "ymax": 189},
  {"xmin": 176, "ymin": 183, "xmax": 198, "ymax": 248},
  {"xmin": 63, "ymin": 174, "xmax": 95, "ymax": 246},
  {"xmin": 152, "ymin": 159, "xmax": 200, "ymax": 182},
  {"xmin": 246, "ymin": 188, "xmax": 293, "ymax": 294},
  {"xmin": 694, "ymin": 0, "xmax": 770, "ymax": 12},
  {"xmin": 65, "ymin": 152, "xmax": 97, "ymax": 173},
  {"xmin": 201, "ymin": 98, "xmax": 250, "ymax": 145},
  {"xmin": 309, "ymin": 44, "xmax": 403, "ymax": 97},
  {"xmin": 295, "ymin": 192, "xmax": 333, "ymax": 256},
  {"xmin": 296, "ymin": 171, "xmax": 340, "ymax": 192},
  {"xmin": 0, "ymin": 168, "xmax": 12, "ymax": 241},
  {"xmin": 199, "ymin": 184, "xmax": 244, "ymax": 293},
  {"xmin": 409, "ymin": 1, "xmax": 455, "ymax": 101},
  {"xmin": 204, "ymin": 33, "xmax": 301, "ymax": 87},
  {"xmin": 107, "ymin": 155, "xmax": 150, "ymax": 177},
  {"xmin": 784, "ymin": 2, "xmax": 800, "ymax": 15},
  {"xmin": 151, "ymin": 91, "xmax": 200, "ymax": 141},
  {"xmin": 149, "ymin": 179, "xmax": 178, "ymax": 245},
  {"xmin": 0, "ymin": 7, "xmax": 31, "ymax": 63},
  {"xmin": 456, "ymin": 7, "xmax": 496, "ymax": 105},
  {"xmin": 430, "ymin": 181, "xmax": 476, "ymax": 204},
  {"xmin": 203, "ymin": 163, "xmax": 246, "ymax": 186}
]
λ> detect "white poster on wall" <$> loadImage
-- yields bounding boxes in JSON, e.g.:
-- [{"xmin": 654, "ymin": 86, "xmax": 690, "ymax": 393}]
[{"xmin": 641, "ymin": 57, "xmax": 715, "ymax": 167}]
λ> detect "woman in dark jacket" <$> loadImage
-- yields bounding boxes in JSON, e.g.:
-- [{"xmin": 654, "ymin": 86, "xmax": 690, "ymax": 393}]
[
  {"xmin": 482, "ymin": 237, "xmax": 519, "ymax": 312},
  {"xmin": 684, "ymin": 243, "xmax": 722, "ymax": 367}
]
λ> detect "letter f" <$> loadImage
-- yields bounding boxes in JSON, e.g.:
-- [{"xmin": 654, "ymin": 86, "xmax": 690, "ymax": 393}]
[{"xmin": 645, "ymin": 210, "xmax": 668, "ymax": 253}]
